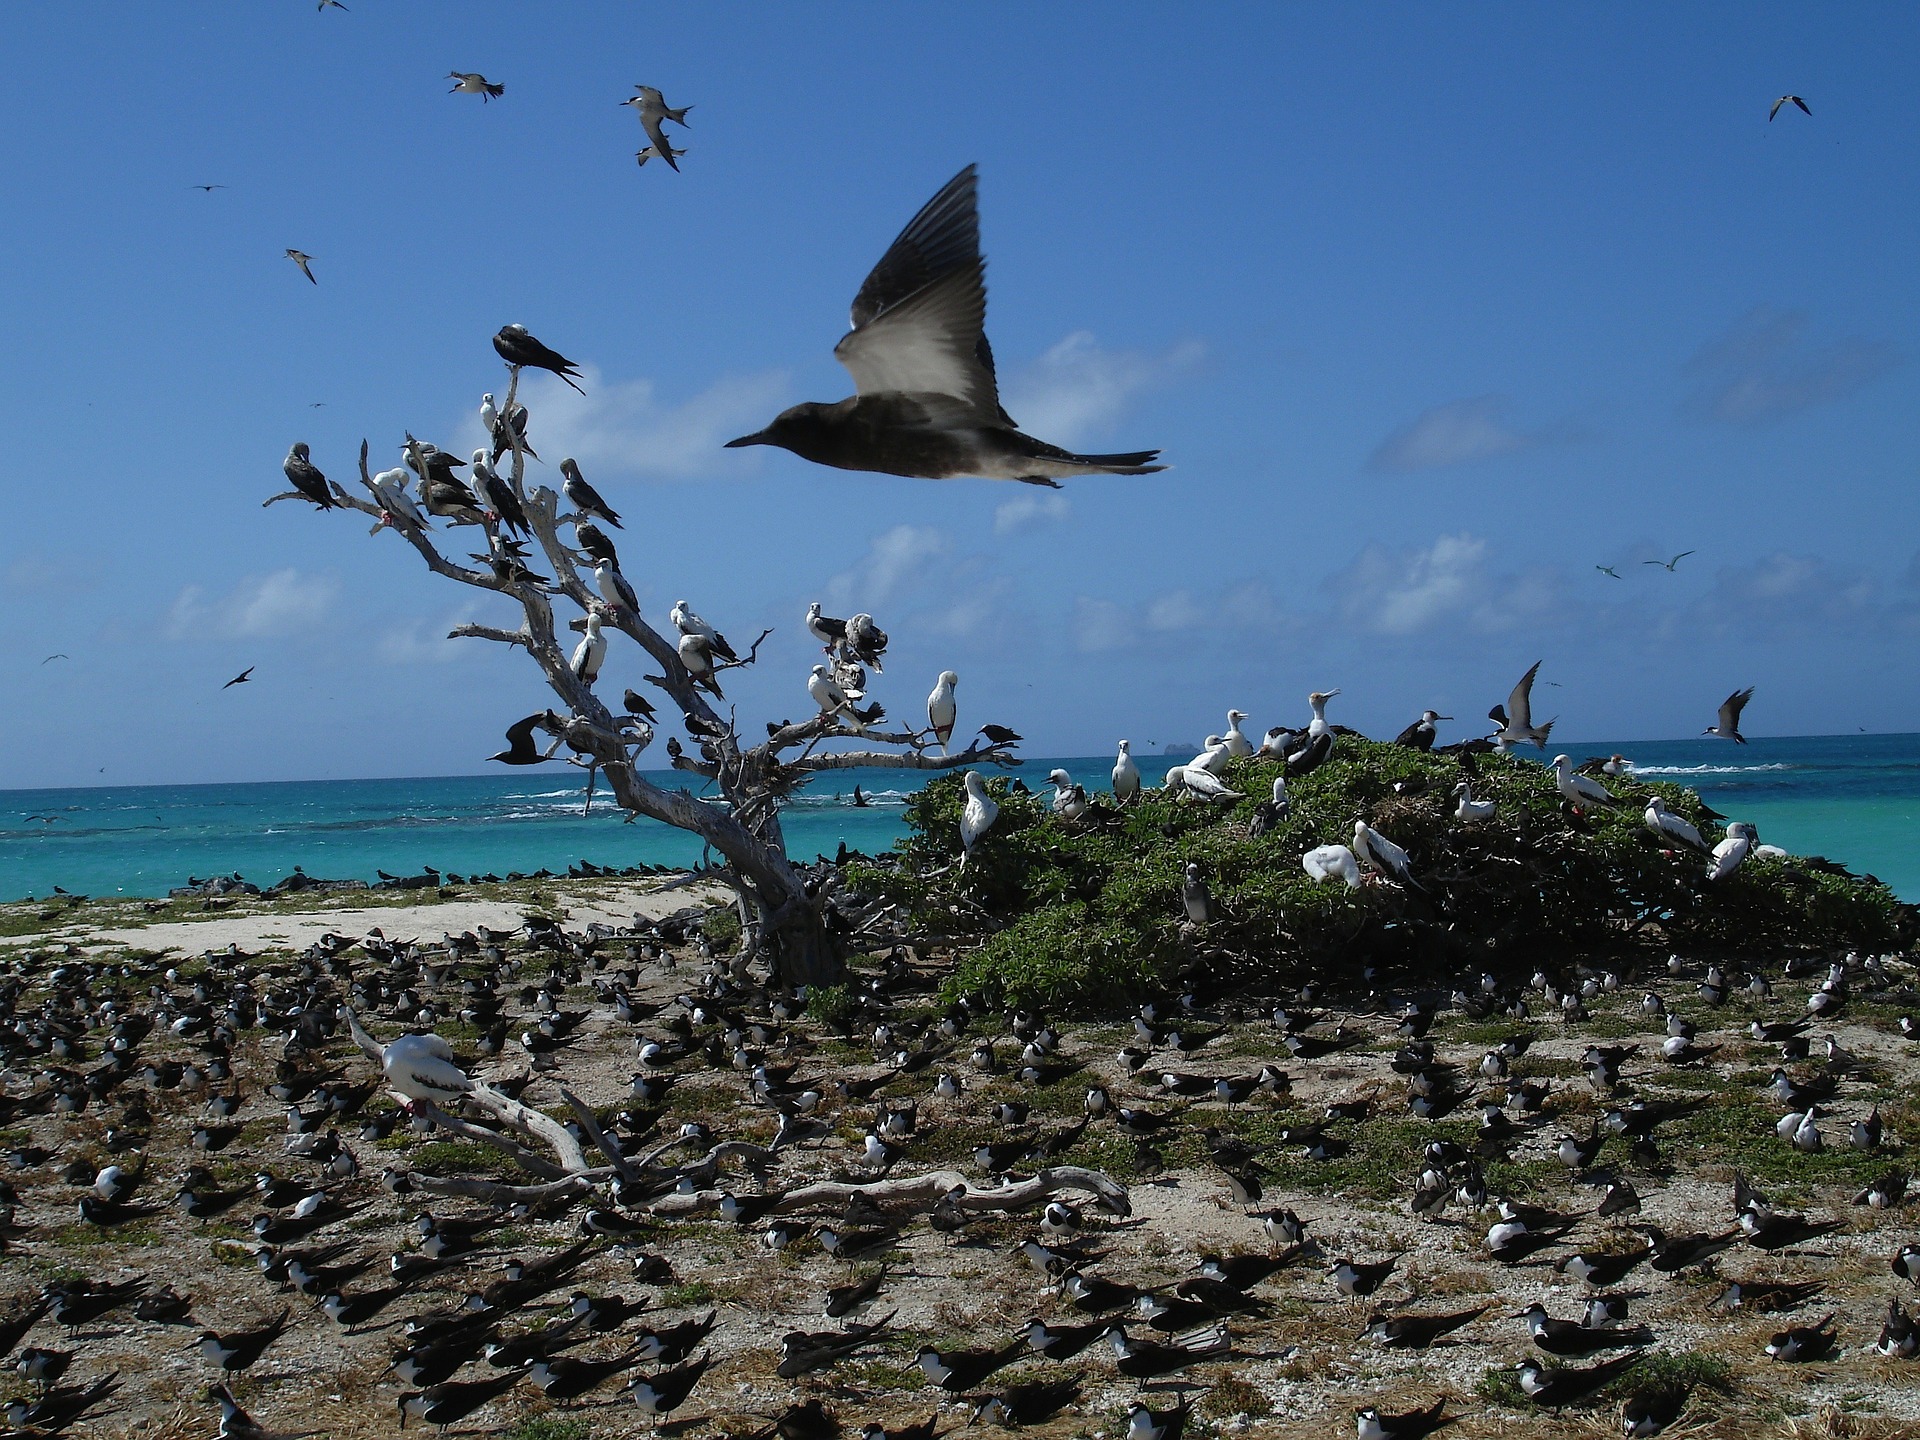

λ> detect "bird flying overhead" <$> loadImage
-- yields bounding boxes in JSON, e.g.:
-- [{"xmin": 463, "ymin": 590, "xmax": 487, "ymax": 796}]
[
  {"xmin": 1490, "ymin": 661, "xmax": 1554, "ymax": 749},
  {"xmin": 188, "ymin": 184, "xmax": 227, "ymax": 193},
  {"xmin": 1705, "ymin": 687, "xmax": 1754, "ymax": 744},
  {"xmin": 1769, "ymin": 95, "xmax": 1811, "ymax": 121},
  {"xmin": 318, "ymin": 0, "xmax": 348, "ymax": 10},
  {"xmin": 449, "ymin": 72, "xmax": 504, "ymax": 101},
  {"xmin": 1644, "ymin": 551, "xmax": 1695, "ymax": 572},
  {"xmin": 285, "ymin": 249, "xmax": 316, "ymax": 284},
  {"xmin": 726, "ymin": 165, "xmax": 1164, "ymax": 484},
  {"xmin": 41, "ymin": 654, "xmax": 68, "ymax": 664},
  {"xmin": 623, "ymin": 86, "xmax": 692, "ymax": 172},
  {"xmin": 222, "ymin": 667, "xmax": 255, "ymax": 689},
  {"xmin": 494, "ymin": 325, "xmax": 584, "ymax": 393},
  {"xmin": 1596, "ymin": 565, "xmax": 1622, "ymax": 579}
]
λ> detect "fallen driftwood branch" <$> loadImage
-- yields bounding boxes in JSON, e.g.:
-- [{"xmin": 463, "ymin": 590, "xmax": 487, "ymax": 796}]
[
  {"xmin": 410, "ymin": 1172, "xmax": 604, "ymax": 1203},
  {"xmin": 644, "ymin": 1164, "xmax": 1130, "ymax": 1219}
]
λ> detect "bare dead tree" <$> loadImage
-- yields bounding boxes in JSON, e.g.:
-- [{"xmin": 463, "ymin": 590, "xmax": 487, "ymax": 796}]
[{"xmin": 277, "ymin": 362, "xmax": 1018, "ymax": 987}]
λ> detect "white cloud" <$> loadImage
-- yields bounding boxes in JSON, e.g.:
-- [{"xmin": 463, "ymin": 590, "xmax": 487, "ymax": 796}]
[
  {"xmin": 993, "ymin": 493, "xmax": 1071, "ymax": 535},
  {"xmin": 1683, "ymin": 307, "xmax": 1901, "ymax": 426},
  {"xmin": 476, "ymin": 364, "xmax": 791, "ymax": 481},
  {"xmin": 166, "ymin": 568, "xmax": 339, "ymax": 641},
  {"xmin": 1005, "ymin": 332, "xmax": 1202, "ymax": 446},
  {"xmin": 1144, "ymin": 590, "xmax": 1205, "ymax": 633},
  {"xmin": 1367, "ymin": 395, "xmax": 1537, "ymax": 472},
  {"xmin": 928, "ymin": 575, "xmax": 1015, "ymax": 642},
  {"xmin": 376, "ymin": 605, "xmax": 488, "ymax": 666},
  {"xmin": 823, "ymin": 525, "xmax": 951, "ymax": 614},
  {"xmin": 1073, "ymin": 597, "xmax": 1135, "ymax": 653}
]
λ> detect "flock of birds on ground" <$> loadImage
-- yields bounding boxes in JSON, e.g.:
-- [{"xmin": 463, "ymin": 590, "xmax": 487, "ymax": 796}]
[{"xmin": 0, "ymin": 868, "xmax": 1916, "ymax": 1440}]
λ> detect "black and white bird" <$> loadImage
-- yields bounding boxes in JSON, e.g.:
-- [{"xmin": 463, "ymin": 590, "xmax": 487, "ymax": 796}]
[
  {"xmin": 198, "ymin": 1309, "xmax": 294, "ymax": 1372},
  {"xmin": 623, "ymin": 86, "xmax": 692, "ymax": 171},
  {"xmin": 281, "ymin": 443, "xmax": 335, "ymax": 509},
  {"xmin": 1644, "ymin": 797, "xmax": 1708, "ymax": 852},
  {"xmin": 1355, "ymin": 1399, "xmax": 1448, "ymax": 1440},
  {"xmin": 481, "ymin": 392, "xmax": 535, "ymax": 460},
  {"xmin": 285, "ymin": 249, "xmax": 316, "ymax": 284},
  {"xmin": 1704, "ymin": 688, "xmax": 1754, "ymax": 744},
  {"xmin": 1708, "ymin": 821, "xmax": 1756, "ymax": 881},
  {"xmin": 448, "ymin": 71, "xmax": 504, "ymax": 101},
  {"xmin": 570, "ymin": 611, "xmax": 608, "ymax": 685},
  {"xmin": 399, "ymin": 1367, "xmax": 528, "ymax": 1428},
  {"xmin": 927, "ymin": 671, "xmax": 958, "ymax": 752},
  {"xmin": 1393, "ymin": 710, "xmax": 1450, "ymax": 751},
  {"xmin": 594, "ymin": 559, "xmax": 640, "ymax": 619},
  {"xmin": 494, "ymin": 325, "xmax": 584, "ymax": 394},
  {"xmin": 725, "ymin": 166, "xmax": 1163, "ymax": 485},
  {"xmin": 1769, "ymin": 94, "xmax": 1812, "ymax": 121},
  {"xmin": 1490, "ymin": 662, "xmax": 1554, "ymax": 749},
  {"xmin": 561, "ymin": 458, "xmax": 622, "ymax": 528},
  {"xmin": 469, "ymin": 451, "xmax": 529, "ymax": 536},
  {"xmin": 1553, "ymin": 755, "xmax": 1617, "ymax": 811}
]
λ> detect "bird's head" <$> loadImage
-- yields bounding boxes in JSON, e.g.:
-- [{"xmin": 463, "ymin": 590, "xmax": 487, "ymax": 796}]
[{"xmin": 725, "ymin": 403, "xmax": 833, "ymax": 459}]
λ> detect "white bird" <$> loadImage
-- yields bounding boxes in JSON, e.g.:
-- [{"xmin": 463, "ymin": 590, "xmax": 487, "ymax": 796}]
[
  {"xmin": 1047, "ymin": 769, "xmax": 1089, "ymax": 821},
  {"xmin": 809, "ymin": 664, "xmax": 881, "ymax": 728},
  {"xmin": 1307, "ymin": 689, "xmax": 1340, "ymax": 739},
  {"xmin": 1452, "ymin": 781, "xmax": 1495, "ymax": 823},
  {"xmin": 570, "ymin": 610, "xmax": 607, "ymax": 684},
  {"xmin": 366, "ymin": 465, "xmax": 426, "ymax": 529},
  {"xmin": 1708, "ymin": 821, "xmax": 1756, "ymax": 881},
  {"xmin": 1165, "ymin": 765, "xmax": 1245, "ymax": 804},
  {"xmin": 1223, "ymin": 710, "xmax": 1254, "ymax": 758},
  {"xmin": 670, "ymin": 600, "xmax": 735, "ymax": 660},
  {"xmin": 1303, "ymin": 844, "xmax": 1361, "ymax": 889},
  {"xmin": 927, "ymin": 671, "xmax": 958, "ymax": 753},
  {"xmin": 1601, "ymin": 755, "xmax": 1633, "ymax": 777},
  {"xmin": 1192, "ymin": 736, "xmax": 1231, "ymax": 775},
  {"xmin": 1113, "ymin": 741, "xmax": 1141, "ymax": 803},
  {"xmin": 1644, "ymin": 796, "xmax": 1708, "ymax": 852},
  {"xmin": 1551, "ymin": 754, "xmax": 1615, "ymax": 810},
  {"xmin": 960, "ymin": 771, "xmax": 998, "ymax": 862},
  {"xmin": 1491, "ymin": 662, "xmax": 1555, "ymax": 749},
  {"xmin": 1270, "ymin": 774, "xmax": 1290, "ymax": 816},
  {"xmin": 594, "ymin": 558, "xmax": 639, "ymax": 618},
  {"xmin": 1352, "ymin": 819, "xmax": 1414, "ymax": 884},
  {"xmin": 373, "ymin": 1029, "xmax": 475, "ymax": 1108},
  {"xmin": 677, "ymin": 631, "xmax": 723, "ymax": 697}
]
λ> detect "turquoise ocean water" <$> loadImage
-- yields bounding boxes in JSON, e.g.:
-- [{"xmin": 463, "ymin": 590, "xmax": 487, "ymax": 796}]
[{"xmin": 2, "ymin": 733, "xmax": 1916, "ymax": 901}]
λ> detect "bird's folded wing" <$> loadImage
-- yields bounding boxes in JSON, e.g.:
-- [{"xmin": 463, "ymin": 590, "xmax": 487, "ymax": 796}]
[{"xmin": 836, "ymin": 262, "xmax": 1000, "ymax": 420}]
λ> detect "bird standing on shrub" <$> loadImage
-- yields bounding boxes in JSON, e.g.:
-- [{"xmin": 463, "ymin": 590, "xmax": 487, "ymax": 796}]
[
  {"xmin": 959, "ymin": 772, "xmax": 997, "ymax": 865},
  {"xmin": 1113, "ymin": 741, "xmax": 1140, "ymax": 802}
]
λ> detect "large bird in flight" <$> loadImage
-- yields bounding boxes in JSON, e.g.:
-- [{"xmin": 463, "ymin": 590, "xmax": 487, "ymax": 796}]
[{"xmin": 726, "ymin": 166, "xmax": 1164, "ymax": 486}]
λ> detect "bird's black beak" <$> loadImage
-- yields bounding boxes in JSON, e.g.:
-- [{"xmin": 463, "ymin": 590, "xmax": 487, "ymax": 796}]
[{"xmin": 723, "ymin": 432, "xmax": 768, "ymax": 448}]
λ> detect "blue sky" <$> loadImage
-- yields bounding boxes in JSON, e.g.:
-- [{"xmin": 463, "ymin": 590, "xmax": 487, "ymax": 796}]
[{"xmin": 3, "ymin": 4, "xmax": 1916, "ymax": 788}]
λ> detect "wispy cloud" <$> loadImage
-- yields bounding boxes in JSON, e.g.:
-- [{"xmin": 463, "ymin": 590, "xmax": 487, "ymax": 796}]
[
  {"xmin": 1681, "ymin": 307, "xmax": 1900, "ymax": 426},
  {"xmin": 165, "ymin": 568, "xmax": 339, "ymax": 641},
  {"xmin": 1366, "ymin": 394, "xmax": 1547, "ymax": 472},
  {"xmin": 1070, "ymin": 579, "xmax": 1286, "ymax": 654},
  {"xmin": 1326, "ymin": 533, "xmax": 1561, "ymax": 635},
  {"xmin": 376, "ymin": 604, "xmax": 488, "ymax": 666},
  {"xmin": 993, "ymin": 493, "xmax": 1071, "ymax": 536},
  {"xmin": 478, "ymin": 364, "xmax": 791, "ymax": 481},
  {"xmin": 1005, "ymin": 332, "xmax": 1202, "ymax": 446},
  {"xmin": 822, "ymin": 524, "xmax": 951, "ymax": 614},
  {"xmin": 1686, "ymin": 551, "xmax": 1887, "ymax": 635},
  {"xmin": 1073, "ymin": 596, "xmax": 1136, "ymax": 653}
]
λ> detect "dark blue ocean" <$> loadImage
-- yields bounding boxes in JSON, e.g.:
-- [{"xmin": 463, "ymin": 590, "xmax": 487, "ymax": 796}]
[{"xmin": 3, "ymin": 734, "xmax": 1917, "ymax": 901}]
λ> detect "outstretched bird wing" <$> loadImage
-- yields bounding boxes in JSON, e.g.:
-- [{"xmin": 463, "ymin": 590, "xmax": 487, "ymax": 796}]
[
  {"xmin": 1506, "ymin": 661, "xmax": 1541, "ymax": 730},
  {"xmin": 1719, "ymin": 687, "xmax": 1753, "ymax": 732},
  {"xmin": 839, "ymin": 165, "xmax": 1011, "ymax": 423}
]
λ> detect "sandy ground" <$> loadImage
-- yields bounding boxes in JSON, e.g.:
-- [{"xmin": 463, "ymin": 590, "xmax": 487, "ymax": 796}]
[{"xmin": 1, "ymin": 894, "xmax": 1917, "ymax": 1440}]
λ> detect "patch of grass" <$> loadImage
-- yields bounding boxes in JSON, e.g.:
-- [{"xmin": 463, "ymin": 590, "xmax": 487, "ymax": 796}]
[
  {"xmin": 403, "ymin": 1139, "xmax": 530, "ymax": 1180},
  {"xmin": 1200, "ymin": 1374, "xmax": 1272, "ymax": 1419},
  {"xmin": 659, "ymin": 1281, "xmax": 713, "ymax": 1307},
  {"xmin": 505, "ymin": 1419, "xmax": 592, "ymax": 1440},
  {"xmin": 1480, "ymin": 1350, "xmax": 1735, "ymax": 1408}
]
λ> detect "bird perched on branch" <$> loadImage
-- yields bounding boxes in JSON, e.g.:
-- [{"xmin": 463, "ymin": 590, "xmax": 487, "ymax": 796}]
[
  {"xmin": 494, "ymin": 325, "xmax": 584, "ymax": 394},
  {"xmin": 281, "ymin": 443, "xmax": 335, "ymax": 509},
  {"xmin": 726, "ymin": 165, "xmax": 1163, "ymax": 484},
  {"xmin": 1644, "ymin": 797, "xmax": 1708, "ymax": 852},
  {"xmin": 480, "ymin": 393, "xmax": 536, "ymax": 461},
  {"xmin": 571, "ymin": 611, "xmax": 608, "ymax": 684},
  {"xmin": 593, "ymin": 558, "xmax": 639, "ymax": 619},
  {"xmin": 809, "ymin": 665, "xmax": 884, "ymax": 727},
  {"xmin": 623, "ymin": 86, "xmax": 692, "ymax": 171},
  {"xmin": 470, "ymin": 451, "xmax": 529, "ymax": 535},
  {"xmin": 448, "ymin": 71, "xmax": 504, "ymax": 101},
  {"xmin": 927, "ymin": 670, "xmax": 958, "ymax": 752},
  {"xmin": 561, "ymin": 458, "xmax": 621, "ymax": 527},
  {"xmin": 1553, "ymin": 754, "xmax": 1616, "ymax": 811}
]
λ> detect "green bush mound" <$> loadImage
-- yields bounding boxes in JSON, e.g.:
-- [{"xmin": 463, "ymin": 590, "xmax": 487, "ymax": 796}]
[{"xmin": 846, "ymin": 739, "xmax": 1908, "ymax": 1011}]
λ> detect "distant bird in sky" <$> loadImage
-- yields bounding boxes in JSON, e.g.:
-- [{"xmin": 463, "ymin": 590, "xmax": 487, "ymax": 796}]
[
  {"xmin": 726, "ymin": 164, "xmax": 1165, "ymax": 485},
  {"xmin": 318, "ymin": 0, "xmax": 348, "ymax": 10},
  {"xmin": 494, "ymin": 324, "xmax": 585, "ymax": 394},
  {"xmin": 1489, "ymin": 661, "xmax": 1554, "ymax": 749},
  {"xmin": 1705, "ymin": 687, "xmax": 1754, "ymax": 744},
  {"xmin": 448, "ymin": 72, "xmax": 504, "ymax": 101},
  {"xmin": 188, "ymin": 184, "xmax": 227, "ymax": 193},
  {"xmin": 282, "ymin": 442, "xmax": 336, "ymax": 509},
  {"xmin": 23, "ymin": 815, "xmax": 63, "ymax": 824},
  {"xmin": 1596, "ymin": 565, "xmax": 1622, "ymax": 579},
  {"xmin": 285, "ymin": 249, "xmax": 316, "ymax": 284},
  {"xmin": 623, "ymin": 86, "xmax": 692, "ymax": 172},
  {"xmin": 41, "ymin": 653, "xmax": 68, "ymax": 664},
  {"xmin": 561, "ymin": 458, "xmax": 621, "ymax": 527},
  {"xmin": 1644, "ymin": 550, "xmax": 1695, "ymax": 572},
  {"xmin": 222, "ymin": 667, "xmax": 254, "ymax": 689},
  {"xmin": 1769, "ymin": 94, "xmax": 1811, "ymax": 121}
]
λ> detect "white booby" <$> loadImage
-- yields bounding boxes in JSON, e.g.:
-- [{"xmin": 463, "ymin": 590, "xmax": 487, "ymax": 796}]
[
  {"xmin": 1307, "ymin": 690, "xmax": 1340, "ymax": 739},
  {"xmin": 1270, "ymin": 775, "xmax": 1290, "ymax": 817},
  {"xmin": 594, "ymin": 558, "xmax": 640, "ymax": 618},
  {"xmin": 1047, "ymin": 769, "xmax": 1090, "ymax": 821},
  {"xmin": 1302, "ymin": 844, "xmax": 1361, "ymax": 889},
  {"xmin": 1551, "ymin": 754, "xmax": 1615, "ymax": 810},
  {"xmin": 927, "ymin": 671, "xmax": 959, "ymax": 753},
  {"xmin": 570, "ymin": 610, "xmax": 608, "ymax": 684},
  {"xmin": 366, "ymin": 466, "xmax": 426, "ymax": 529},
  {"xmin": 1452, "ymin": 781, "xmax": 1495, "ymax": 822},
  {"xmin": 1113, "ymin": 741, "xmax": 1141, "ymax": 803},
  {"xmin": 1490, "ymin": 662, "xmax": 1555, "ymax": 749},
  {"xmin": 1644, "ymin": 796, "xmax": 1709, "ymax": 852},
  {"xmin": 960, "ymin": 771, "xmax": 998, "ymax": 862},
  {"xmin": 1192, "ymin": 737, "xmax": 1231, "ymax": 775},
  {"xmin": 1352, "ymin": 820, "xmax": 1414, "ymax": 884},
  {"xmin": 1705, "ymin": 687, "xmax": 1754, "ymax": 744},
  {"xmin": 677, "ymin": 631, "xmax": 724, "ymax": 698},
  {"xmin": 1602, "ymin": 755, "xmax": 1632, "ymax": 777},
  {"xmin": 1164, "ymin": 766, "xmax": 1244, "ymax": 804},
  {"xmin": 1222, "ymin": 711, "xmax": 1254, "ymax": 758},
  {"xmin": 808, "ymin": 665, "xmax": 883, "ymax": 728},
  {"xmin": 1708, "ymin": 821, "xmax": 1756, "ymax": 881},
  {"xmin": 671, "ymin": 600, "xmax": 737, "ymax": 660}
]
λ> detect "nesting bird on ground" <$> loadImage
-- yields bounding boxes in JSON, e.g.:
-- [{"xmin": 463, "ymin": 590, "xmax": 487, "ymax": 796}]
[
  {"xmin": 1223, "ymin": 710, "xmax": 1254, "ymax": 757},
  {"xmin": 448, "ymin": 71, "xmax": 503, "ymax": 100},
  {"xmin": 1047, "ymin": 769, "xmax": 1090, "ymax": 821},
  {"xmin": 494, "ymin": 325, "xmax": 585, "ymax": 394},
  {"xmin": 1644, "ymin": 797, "xmax": 1708, "ymax": 851},
  {"xmin": 1490, "ymin": 661, "xmax": 1554, "ymax": 748},
  {"xmin": 1705, "ymin": 687, "xmax": 1754, "ymax": 744},
  {"xmin": 1303, "ymin": 844, "xmax": 1362, "ymax": 889},
  {"xmin": 355, "ymin": 1021, "xmax": 476, "ymax": 1110},
  {"xmin": 281, "ymin": 443, "xmax": 335, "ymax": 509},
  {"xmin": 1182, "ymin": 863, "xmax": 1214, "ymax": 925},
  {"xmin": 1306, "ymin": 689, "xmax": 1340, "ymax": 738},
  {"xmin": 1164, "ymin": 765, "xmax": 1244, "ymax": 804},
  {"xmin": 927, "ymin": 671, "xmax": 958, "ymax": 752},
  {"xmin": 623, "ymin": 86, "xmax": 692, "ymax": 171},
  {"xmin": 1113, "ymin": 741, "xmax": 1141, "ymax": 802},
  {"xmin": 1453, "ymin": 780, "xmax": 1495, "ymax": 822},
  {"xmin": 725, "ymin": 166, "xmax": 1163, "ymax": 483},
  {"xmin": 1355, "ymin": 1399, "xmax": 1449, "ymax": 1440}
]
